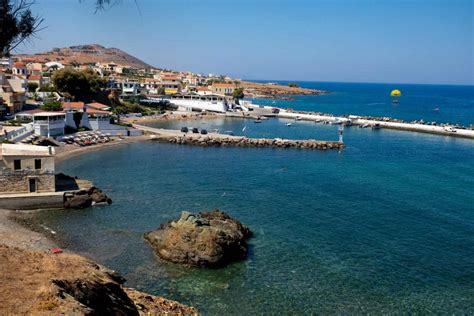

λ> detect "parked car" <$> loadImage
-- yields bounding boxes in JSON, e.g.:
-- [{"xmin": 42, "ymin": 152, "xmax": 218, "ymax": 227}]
[
  {"xmin": 192, "ymin": 127, "xmax": 199, "ymax": 133},
  {"xmin": 181, "ymin": 127, "xmax": 189, "ymax": 133},
  {"xmin": 200, "ymin": 129, "xmax": 208, "ymax": 135}
]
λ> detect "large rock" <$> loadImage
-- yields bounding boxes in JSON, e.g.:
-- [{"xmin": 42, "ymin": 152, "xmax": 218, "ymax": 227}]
[
  {"xmin": 144, "ymin": 209, "xmax": 252, "ymax": 267},
  {"xmin": 64, "ymin": 194, "xmax": 92, "ymax": 209}
]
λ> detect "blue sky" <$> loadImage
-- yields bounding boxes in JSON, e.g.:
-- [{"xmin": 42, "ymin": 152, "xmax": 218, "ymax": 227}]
[{"xmin": 21, "ymin": 0, "xmax": 474, "ymax": 84}]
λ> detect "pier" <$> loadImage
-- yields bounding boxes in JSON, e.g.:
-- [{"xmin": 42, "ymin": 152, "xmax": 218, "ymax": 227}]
[
  {"xmin": 249, "ymin": 105, "xmax": 474, "ymax": 140},
  {"xmin": 133, "ymin": 124, "xmax": 344, "ymax": 150}
]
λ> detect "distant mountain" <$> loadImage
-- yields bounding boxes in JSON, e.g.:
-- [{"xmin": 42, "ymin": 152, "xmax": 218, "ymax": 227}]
[{"xmin": 15, "ymin": 44, "xmax": 152, "ymax": 69}]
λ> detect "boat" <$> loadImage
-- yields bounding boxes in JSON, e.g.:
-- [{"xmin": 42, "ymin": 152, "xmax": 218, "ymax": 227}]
[
  {"xmin": 371, "ymin": 123, "xmax": 382, "ymax": 130},
  {"xmin": 359, "ymin": 123, "xmax": 370, "ymax": 128},
  {"xmin": 330, "ymin": 120, "xmax": 343, "ymax": 125},
  {"xmin": 343, "ymin": 120, "xmax": 353, "ymax": 126},
  {"xmin": 286, "ymin": 123, "xmax": 293, "ymax": 127},
  {"xmin": 223, "ymin": 130, "xmax": 234, "ymax": 135},
  {"xmin": 254, "ymin": 120, "xmax": 262, "ymax": 123},
  {"xmin": 295, "ymin": 116, "xmax": 302, "ymax": 121},
  {"xmin": 314, "ymin": 119, "xmax": 322, "ymax": 123},
  {"xmin": 433, "ymin": 107, "xmax": 440, "ymax": 112}
]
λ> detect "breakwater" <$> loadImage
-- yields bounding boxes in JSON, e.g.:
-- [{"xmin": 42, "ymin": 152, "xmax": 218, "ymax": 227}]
[
  {"xmin": 134, "ymin": 124, "xmax": 343, "ymax": 150},
  {"xmin": 250, "ymin": 106, "xmax": 474, "ymax": 139}
]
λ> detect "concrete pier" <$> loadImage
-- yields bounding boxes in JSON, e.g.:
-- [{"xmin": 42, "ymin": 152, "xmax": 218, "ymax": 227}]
[
  {"xmin": 273, "ymin": 108, "xmax": 474, "ymax": 139},
  {"xmin": 134, "ymin": 124, "xmax": 344, "ymax": 150}
]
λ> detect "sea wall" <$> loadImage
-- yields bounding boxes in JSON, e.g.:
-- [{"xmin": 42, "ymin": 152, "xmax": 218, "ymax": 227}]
[
  {"xmin": 158, "ymin": 135, "xmax": 343, "ymax": 150},
  {"xmin": 0, "ymin": 193, "xmax": 64, "ymax": 210}
]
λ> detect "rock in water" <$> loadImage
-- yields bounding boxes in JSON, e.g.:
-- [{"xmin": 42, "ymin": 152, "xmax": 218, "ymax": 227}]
[{"xmin": 144, "ymin": 209, "xmax": 252, "ymax": 267}]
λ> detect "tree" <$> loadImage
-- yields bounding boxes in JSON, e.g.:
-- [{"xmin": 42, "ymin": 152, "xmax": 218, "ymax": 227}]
[
  {"xmin": 157, "ymin": 86, "xmax": 166, "ymax": 95},
  {"xmin": 41, "ymin": 99, "xmax": 62, "ymax": 111},
  {"xmin": 288, "ymin": 82, "xmax": 299, "ymax": 88},
  {"xmin": 0, "ymin": 0, "xmax": 44, "ymax": 57},
  {"xmin": 27, "ymin": 81, "xmax": 38, "ymax": 92},
  {"xmin": 52, "ymin": 68, "xmax": 105, "ymax": 102},
  {"xmin": 233, "ymin": 87, "xmax": 245, "ymax": 100}
]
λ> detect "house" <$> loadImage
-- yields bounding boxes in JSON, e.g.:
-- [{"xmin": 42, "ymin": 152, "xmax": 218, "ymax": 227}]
[
  {"xmin": 0, "ymin": 144, "xmax": 56, "ymax": 194},
  {"xmin": 0, "ymin": 57, "xmax": 12, "ymax": 70},
  {"xmin": 27, "ymin": 74, "xmax": 43, "ymax": 89},
  {"xmin": 27, "ymin": 62, "xmax": 43, "ymax": 75},
  {"xmin": 12, "ymin": 62, "xmax": 28, "ymax": 76},
  {"xmin": 44, "ymin": 61, "xmax": 64, "ymax": 72},
  {"xmin": 121, "ymin": 80, "xmax": 140, "ymax": 96},
  {"xmin": 196, "ymin": 86, "xmax": 212, "ymax": 95},
  {"xmin": 211, "ymin": 82, "xmax": 237, "ymax": 96},
  {"xmin": 0, "ymin": 74, "xmax": 27, "ymax": 113},
  {"xmin": 31, "ymin": 112, "xmax": 66, "ymax": 137},
  {"xmin": 157, "ymin": 81, "xmax": 181, "ymax": 94}
]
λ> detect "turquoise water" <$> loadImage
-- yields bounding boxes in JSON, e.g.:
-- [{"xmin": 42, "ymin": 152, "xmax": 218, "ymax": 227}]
[{"xmin": 36, "ymin": 82, "xmax": 474, "ymax": 314}]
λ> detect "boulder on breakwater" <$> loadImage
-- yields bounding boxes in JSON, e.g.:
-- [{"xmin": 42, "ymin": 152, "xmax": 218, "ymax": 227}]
[
  {"xmin": 160, "ymin": 134, "xmax": 343, "ymax": 150},
  {"xmin": 144, "ymin": 209, "xmax": 252, "ymax": 267},
  {"xmin": 63, "ymin": 186, "xmax": 112, "ymax": 209}
]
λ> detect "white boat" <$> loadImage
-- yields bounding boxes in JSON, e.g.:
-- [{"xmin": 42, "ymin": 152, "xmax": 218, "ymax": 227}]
[
  {"xmin": 286, "ymin": 122, "xmax": 293, "ymax": 126},
  {"xmin": 295, "ymin": 116, "xmax": 302, "ymax": 121},
  {"xmin": 168, "ymin": 93, "xmax": 228, "ymax": 113}
]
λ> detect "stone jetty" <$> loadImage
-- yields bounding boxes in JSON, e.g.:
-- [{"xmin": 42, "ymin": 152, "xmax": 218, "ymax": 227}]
[
  {"xmin": 165, "ymin": 135, "xmax": 343, "ymax": 150},
  {"xmin": 134, "ymin": 124, "xmax": 344, "ymax": 150}
]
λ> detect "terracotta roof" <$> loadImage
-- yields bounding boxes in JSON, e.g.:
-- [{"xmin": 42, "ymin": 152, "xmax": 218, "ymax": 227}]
[
  {"xmin": 85, "ymin": 108, "xmax": 111, "ymax": 115},
  {"xmin": 86, "ymin": 102, "xmax": 110, "ymax": 110},
  {"xmin": 28, "ymin": 74, "xmax": 42, "ymax": 80},
  {"xmin": 197, "ymin": 86, "xmax": 210, "ymax": 91},
  {"xmin": 13, "ymin": 62, "xmax": 26, "ymax": 68},
  {"xmin": 62, "ymin": 101, "xmax": 85, "ymax": 109}
]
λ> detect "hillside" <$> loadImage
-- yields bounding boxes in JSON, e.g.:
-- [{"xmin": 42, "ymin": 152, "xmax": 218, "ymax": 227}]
[{"xmin": 15, "ymin": 44, "xmax": 152, "ymax": 69}]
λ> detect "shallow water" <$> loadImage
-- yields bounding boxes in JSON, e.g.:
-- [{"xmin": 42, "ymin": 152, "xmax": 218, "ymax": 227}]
[{"xmin": 35, "ymin": 82, "xmax": 474, "ymax": 314}]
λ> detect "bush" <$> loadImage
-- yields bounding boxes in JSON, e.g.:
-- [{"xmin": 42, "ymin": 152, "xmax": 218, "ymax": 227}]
[
  {"xmin": 42, "ymin": 100, "xmax": 62, "ymax": 112},
  {"xmin": 288, "ymin": 82, "xmax": 299, "ymax": 88}
]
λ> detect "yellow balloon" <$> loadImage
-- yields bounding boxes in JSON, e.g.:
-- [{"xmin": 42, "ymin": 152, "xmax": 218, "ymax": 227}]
[{"xmin": 391, "ymin": 89, "xmax": 401, "ymax": 97}]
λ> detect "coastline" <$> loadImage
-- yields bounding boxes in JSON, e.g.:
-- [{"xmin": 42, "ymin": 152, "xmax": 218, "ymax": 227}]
[{"xmin": 0, "ymin": 133, "xmax": 199, "ymax": 314}]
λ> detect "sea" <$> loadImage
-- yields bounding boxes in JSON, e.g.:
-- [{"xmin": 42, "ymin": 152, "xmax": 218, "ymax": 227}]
[{"xmin": 35, "ymin": 82, "xmax": 474, "ymax": 315}]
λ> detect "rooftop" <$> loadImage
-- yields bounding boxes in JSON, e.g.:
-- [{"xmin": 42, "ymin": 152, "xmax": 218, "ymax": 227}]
[{"xmin": 1, "ymin": 144, "xmax": 55, "ymax": 157}]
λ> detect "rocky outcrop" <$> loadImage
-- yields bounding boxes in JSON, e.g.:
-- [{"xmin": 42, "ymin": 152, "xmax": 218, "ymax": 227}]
[
  {"xmin": 159, "ymin": 135, "xmax": 343, "ymax": 150},
  {"xmin": 63, "ymin": 186, "xmax": 112, "ymax": 209},
  {"xmin": 0, "ymin": 245, "xmax": 198, "ymax": 315},
  {"xmin": 145, "ymin": 209, "xmax": 252, "ymax": 267}
]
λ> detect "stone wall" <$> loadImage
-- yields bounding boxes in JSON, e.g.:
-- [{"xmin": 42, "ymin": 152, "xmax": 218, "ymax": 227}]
[{"xmin": 0, "ymin": 170, "xmax": 55, "ymax": 194}]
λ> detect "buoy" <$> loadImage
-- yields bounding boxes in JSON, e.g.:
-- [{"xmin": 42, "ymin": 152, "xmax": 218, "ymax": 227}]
[{"xmin": 391, "ymin": 89, "xmax": 401, "ymax": 97}]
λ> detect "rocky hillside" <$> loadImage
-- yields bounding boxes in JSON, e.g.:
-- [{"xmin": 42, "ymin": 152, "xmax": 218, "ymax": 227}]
[
  {"xmin": 16, "ymin": 44, "xmax": 152, "ymax": 69},
  {"xmin": 0, "ymin": 245, "xmax": 197, "ymax": 315}
]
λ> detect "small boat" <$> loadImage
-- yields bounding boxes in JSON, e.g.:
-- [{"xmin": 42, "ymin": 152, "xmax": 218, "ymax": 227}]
[
  {"xmin": 224, "ymin": 130, "xmax": 234, "ymax": 135},
  {"xmin": 314, "ymin": 119, "xmax": 322, "ymax": 123},
  {"xmin": 254, "ymin": 120, "xmax": 262, "ymax": 123},
  {"xmin": 343, "ymin": 120, "xmax": 353, "ymax": 126},
  {"xmin": 330, "ymin": 120, "xmax": 343, "ymax": 125},
  {"xmin": 286, "ymin": 122, "xmax": 293, "ymax": 127},
  {"xmin": 433, "ymin": 107, "xmax": 440, "ymax": 112},
  {"xmin": 359, "ymin": 123, "xmax": 370, "ymax": 128},
  {"xmin": 371, "ymin": 123, "xmax": 382, "ymax": 130},
  {"xmin": 295, "ymin": 116, "xmax": 302, "ymax": 121}
]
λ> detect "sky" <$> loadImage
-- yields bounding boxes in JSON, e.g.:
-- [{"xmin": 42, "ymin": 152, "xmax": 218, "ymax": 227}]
[{"xmin": 19, "ymin": 0, "xmax": 474, "ymax": 85}]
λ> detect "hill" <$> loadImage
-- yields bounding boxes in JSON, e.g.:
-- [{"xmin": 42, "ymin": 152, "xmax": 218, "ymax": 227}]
[{"xmin": 15, "ymin": 44, "xmax": 152, "ymax": 69}]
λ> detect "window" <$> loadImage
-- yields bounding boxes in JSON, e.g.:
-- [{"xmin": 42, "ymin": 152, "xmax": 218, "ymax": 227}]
[
  {"xmin": 35, "ymin": 159, "xmax": 42, "ymax": 170},
  {"xmin": 14, "ymin": 159, "xmax": 21, "ymax": 170}
]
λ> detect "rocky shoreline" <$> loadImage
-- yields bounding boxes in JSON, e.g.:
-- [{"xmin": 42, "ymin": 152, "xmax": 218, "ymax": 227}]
[{"xmin": 0, "ymin": 244, "xmax": 198, "ymax": 315}]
